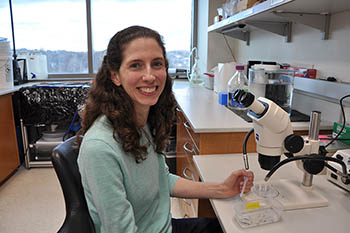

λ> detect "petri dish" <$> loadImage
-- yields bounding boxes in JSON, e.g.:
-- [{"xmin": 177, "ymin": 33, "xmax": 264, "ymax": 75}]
[
  {"xmin": 253, "ymin": 183, "xmax": 279, "ymax": 198},
  {"xmin": 232, "ymin": 198, "xmax": 283, "ymax": 228}
]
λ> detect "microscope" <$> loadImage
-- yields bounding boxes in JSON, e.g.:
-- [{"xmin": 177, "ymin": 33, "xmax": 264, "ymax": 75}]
[{"xmin": 233, "ymin": 89, "xmax": 349, "ymax": 210}]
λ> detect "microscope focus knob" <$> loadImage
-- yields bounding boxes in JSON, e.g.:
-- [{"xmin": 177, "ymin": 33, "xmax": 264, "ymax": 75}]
[
  {"xmin": 284, "ymin": 134, "xmax": 304, "ymax": 153},
  {"xmin": 303, "ymin": 155, "xmax": 325, "ymax": 175}
]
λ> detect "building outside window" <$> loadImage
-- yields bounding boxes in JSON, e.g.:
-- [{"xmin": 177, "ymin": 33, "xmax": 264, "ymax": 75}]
[{"xmin": 0, "ymin": 0, "xmax": 192, "ymax": 78}]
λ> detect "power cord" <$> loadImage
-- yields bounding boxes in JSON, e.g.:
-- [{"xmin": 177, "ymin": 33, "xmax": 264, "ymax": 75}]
[{"xmin": 325, "ymin": 94, "xmax": 350, "ymax": 148}]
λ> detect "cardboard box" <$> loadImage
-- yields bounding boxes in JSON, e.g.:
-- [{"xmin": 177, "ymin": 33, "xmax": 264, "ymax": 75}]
[
  {"xmin": 333, "ymin": 122, "xmax": 350, "ymax": 145},
  {"xmin": 282, "ymin": 66, "xmax": 317, "ymax": 79},
  {"xmin": 237, "ymin": 0, "xmax": 264, "ymax": 12}
]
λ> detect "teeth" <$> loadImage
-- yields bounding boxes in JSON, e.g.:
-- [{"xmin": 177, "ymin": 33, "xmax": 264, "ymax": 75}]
[{"xmin": 140, "ymin": 87, "xmax": 156, "ymax": 93}]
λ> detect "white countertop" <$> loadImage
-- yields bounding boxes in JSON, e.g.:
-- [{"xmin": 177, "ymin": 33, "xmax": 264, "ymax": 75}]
[
  {"xmin": 172, "ymin": 80, "xmax": 332, "ymax": 133},
  {"xmin": 193, "ymin": 153, "xmax": 350, "ymax": 233},
  {"xmin": 0, "ymin": 84, "xmax": 24, "ymax": 95},
  {"xmin": 0, "ymin": 80, "xmax": 92, "ymax": 96},
  {"xmin": 0, "ymin": 81, "xmax": 52, "ymax": 95}
]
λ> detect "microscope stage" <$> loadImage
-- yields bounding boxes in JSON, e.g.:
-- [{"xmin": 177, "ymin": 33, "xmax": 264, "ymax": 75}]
[{"xmin": 243, "ymin": 179, "xmax": 328, "ymax": 210}]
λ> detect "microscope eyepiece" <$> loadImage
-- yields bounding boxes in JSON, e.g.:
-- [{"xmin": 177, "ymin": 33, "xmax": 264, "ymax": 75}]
[{"xmin": 233, "ymin": 89, "xmax": 255, "ymax": 107}]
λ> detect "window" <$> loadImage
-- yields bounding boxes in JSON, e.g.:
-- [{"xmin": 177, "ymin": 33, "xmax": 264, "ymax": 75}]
[
  {"xmin": 0, "ymin": 2, "xmax": 11, "ymax": 41},
  {"xmin": 0, "ymin": 0, "xmax": 193, "ymax": 78}
]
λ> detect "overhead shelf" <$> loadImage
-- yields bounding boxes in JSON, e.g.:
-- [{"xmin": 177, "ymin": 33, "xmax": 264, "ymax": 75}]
[{"xmin": 208, "ymin": 0, "xmax": 350, "ymax": 45}]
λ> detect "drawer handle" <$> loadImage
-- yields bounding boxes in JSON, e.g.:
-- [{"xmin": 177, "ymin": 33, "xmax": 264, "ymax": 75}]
[
  {"xmin": 183, "ymin": 142, "xmax": 195, "ymax": 153},
  {"xmin": 183, "ymin": 167, "xmax": 195, "ymax": 180},
  {"xmin": 183, "ymin": 121, "xmax": 191, "ymax": 130}
]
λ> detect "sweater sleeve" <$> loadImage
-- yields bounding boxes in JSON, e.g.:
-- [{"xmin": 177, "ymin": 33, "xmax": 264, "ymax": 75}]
[
  {"xmin": 162, "ymin": 155, "xmax": 179, "ymax": 196},
  {"xmin": 78, "ymin": 139, "xmax": 138, "ymax": 233}
]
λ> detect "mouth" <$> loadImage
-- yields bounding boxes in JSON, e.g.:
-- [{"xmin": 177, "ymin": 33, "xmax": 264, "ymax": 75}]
[{"xmin": 138, "ymin": 86, "xmax": 158, "ymax": 94}]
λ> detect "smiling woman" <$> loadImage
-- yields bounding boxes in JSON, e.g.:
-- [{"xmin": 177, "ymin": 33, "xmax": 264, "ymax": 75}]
[
  {"xmin": 110, "ymin": 37, "xmax": 168, "ymax": 124},
  {"xmin": 0, "ymin": 0, "xmax": 192, "ymax": 78},
  {"xmin": 76, "ymin": 25, "xmax": 244, "ymax": 233}
]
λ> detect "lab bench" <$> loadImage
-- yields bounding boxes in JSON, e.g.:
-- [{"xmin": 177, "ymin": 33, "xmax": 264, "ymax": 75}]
[
  {"xmin": 193, "ymin": 153, "xmax": 350, "ymax": 233},
  {"xmin": 172, "ymin": 80, "xmax": 333, "ymax": 218}
]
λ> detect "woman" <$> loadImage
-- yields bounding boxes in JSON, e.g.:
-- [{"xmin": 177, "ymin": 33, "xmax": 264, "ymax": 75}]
[{"xmin": 78, "ymin": 25, "xmax": 254, "ymax": 233}]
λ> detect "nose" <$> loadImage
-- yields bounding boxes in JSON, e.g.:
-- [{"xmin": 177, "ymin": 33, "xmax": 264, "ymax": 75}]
[{"xmin": 142, "ymin": 67, "xmax": 156, "ymax": 81}]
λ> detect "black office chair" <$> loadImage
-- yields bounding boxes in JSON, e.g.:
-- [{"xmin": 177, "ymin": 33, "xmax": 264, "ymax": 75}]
[{"xmin": 52, "ymin": 135, "xmax": 96, "ymax": 233}]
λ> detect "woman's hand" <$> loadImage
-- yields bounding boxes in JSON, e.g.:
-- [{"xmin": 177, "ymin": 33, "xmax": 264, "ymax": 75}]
[
  {"xmin": 172, "ymin": 169, "xmax": 254, "ymax": 200},
  {"xmin": 218, "ymin": 169, "xmax": 254, "ymax": 198}
]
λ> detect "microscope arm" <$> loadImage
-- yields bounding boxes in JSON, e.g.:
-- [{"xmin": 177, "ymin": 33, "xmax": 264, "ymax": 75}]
[{"xmin": 264, "ymin": 155, "xmax": 349, "ymax": 182}]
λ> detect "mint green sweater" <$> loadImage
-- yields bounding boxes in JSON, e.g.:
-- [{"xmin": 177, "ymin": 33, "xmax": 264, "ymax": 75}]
[{"xmin": 78, "ymin": 115, "xmax": 179, "ymax": 233}]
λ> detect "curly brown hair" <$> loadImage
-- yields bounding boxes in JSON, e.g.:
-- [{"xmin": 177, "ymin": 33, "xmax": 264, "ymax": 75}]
[{"xmin": 79, "ymin": 26, "xmax": 176, "ymax": 162}]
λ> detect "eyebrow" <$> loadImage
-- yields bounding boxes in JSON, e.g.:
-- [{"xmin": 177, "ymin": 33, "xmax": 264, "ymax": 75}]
[{"xmin": 126, "ymin": 57, "xmax": 164, "ymax": 64}]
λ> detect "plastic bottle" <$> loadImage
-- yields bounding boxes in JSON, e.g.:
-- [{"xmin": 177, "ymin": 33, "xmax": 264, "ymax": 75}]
[{"xmin": 227, "ymin": 65, "xmax": 248, "ymax": 110}]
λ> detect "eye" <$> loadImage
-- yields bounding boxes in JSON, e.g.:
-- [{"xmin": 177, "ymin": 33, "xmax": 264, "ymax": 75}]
[
  {"xmin": 152, "ymin": 60, "xmax": 164, "ymax": 68},
  {"xmin": 130, "ymin": 63, "xmax": 140, "ymax": 69}
]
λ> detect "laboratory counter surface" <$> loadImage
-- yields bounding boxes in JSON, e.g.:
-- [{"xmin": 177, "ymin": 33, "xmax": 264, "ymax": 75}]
[
  {"xmin": 172, "ymin": 80, "xmax": 333, "ymax": 133},
  {"xmin": 193, "ymin": 154, "xmax": 350, "ymax": 233},
  {"xmin": 0, "ymin": 79, "xmax": 92, "ymax": 96},
  {"xmin": 0, "ymin": 83, "xmax": 34, "ymax": 96}
]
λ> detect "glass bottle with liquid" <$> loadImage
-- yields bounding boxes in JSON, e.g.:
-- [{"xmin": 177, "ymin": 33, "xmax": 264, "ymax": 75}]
[{"xmin": 227, "ymin": 65, "xmax": 248, "ymax": 110}]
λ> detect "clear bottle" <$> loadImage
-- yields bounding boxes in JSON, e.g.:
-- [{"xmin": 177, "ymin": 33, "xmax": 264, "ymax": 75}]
[{"xmin": 227, "ymin": 65, "xmax": 248, "ymax": 110}]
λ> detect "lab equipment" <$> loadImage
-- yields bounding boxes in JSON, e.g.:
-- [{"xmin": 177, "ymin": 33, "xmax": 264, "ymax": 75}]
[
  {"xmin": 248, "ymin": 67, "xmax": 294, "ymax": 115},
  {"xmin": 218, "ymin": 92, "xmax": 228, "ymax": 106},
  {"xmin": 232, "ymin": 198, "xmax": 283, "ymax": 228},
  {"xmin": 227, "ymin": 65, "xmax": 248, "ymax": 110},
  {"xmin": 18, "ymin": 83, "xmax": 90, "ymax": 168},
  {"xmin": 187, "ymin": 47, "xmax": 204, "ymax": 85},
  {"xmin": 0, "ymin": 40, "xmax": 13, "ymax": 89},
  {"xmin": 240, "ymin": 176, "xmax": 248, "ymax": 198},
  {"xmin": 327, "ymin": 149, "xmax": 350, "ymax": 192},
  {"xmin": 252, "ymin": 183, "xmax": 279, "ymax": 198},
  {"xmin": 233, "ymin": 89, "xmax": 349, "ymax": 210}
]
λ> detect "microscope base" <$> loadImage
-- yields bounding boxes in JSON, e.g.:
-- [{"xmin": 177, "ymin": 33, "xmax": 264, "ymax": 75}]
[{"xmin": 244, "ymin": 179, "xmax": 328, "ymax": 210}]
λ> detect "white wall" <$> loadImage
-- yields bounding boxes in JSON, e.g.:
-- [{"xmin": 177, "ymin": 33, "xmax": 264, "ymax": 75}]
[
  {"xmin": 197, "ymin": 0, "xmax": 238, "ymax": 73},
  {"xmin": 234, "ymin": 10, "xmax": 350, "ymax": 83}
]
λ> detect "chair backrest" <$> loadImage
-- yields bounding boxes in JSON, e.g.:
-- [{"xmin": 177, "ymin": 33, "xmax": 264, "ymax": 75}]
[{"xmin": 52, "ymin": 135, "xmax": 95, "ymax": 233}]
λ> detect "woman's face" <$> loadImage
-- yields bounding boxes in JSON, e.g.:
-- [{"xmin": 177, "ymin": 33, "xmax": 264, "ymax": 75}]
[{"xmin": 111, "ymin": 37, "xmax": 167, "ymax": 114}]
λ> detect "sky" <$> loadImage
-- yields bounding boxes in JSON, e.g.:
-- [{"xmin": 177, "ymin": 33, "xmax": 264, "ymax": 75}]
[{"xmin": 0, "ymin": 0, "xmax": 192, "ymax": 52}]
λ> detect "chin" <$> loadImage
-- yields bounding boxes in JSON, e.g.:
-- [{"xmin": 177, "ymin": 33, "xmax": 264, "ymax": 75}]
[{"xmin": 138, "ymin": 98, "xmax": 159, "ymax": 107}]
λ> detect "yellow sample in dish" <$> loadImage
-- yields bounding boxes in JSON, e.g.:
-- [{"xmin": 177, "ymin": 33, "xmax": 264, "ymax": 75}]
[
  {"xmin": 245, "ymin": 201, "xmax": 261, "ymax": 210},
  {"xmin": 233, "ymin": 199, "xmax": 283, "ymax": 228}
]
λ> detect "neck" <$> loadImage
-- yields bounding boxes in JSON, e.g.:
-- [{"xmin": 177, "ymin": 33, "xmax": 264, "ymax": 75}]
[{"xmin": 135, "ymin": 106, "xmax": 150, "ymax": 127}]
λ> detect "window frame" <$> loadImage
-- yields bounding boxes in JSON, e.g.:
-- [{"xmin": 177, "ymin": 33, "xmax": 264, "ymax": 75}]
[{"xmin": 46, "ymin": 0, "xmax": 196, "ymax": 79}]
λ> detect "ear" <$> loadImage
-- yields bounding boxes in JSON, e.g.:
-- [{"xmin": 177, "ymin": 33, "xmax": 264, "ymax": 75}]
[{"xmin": 111, "ymin": 71, "xmax": 121, "ymax": 86}]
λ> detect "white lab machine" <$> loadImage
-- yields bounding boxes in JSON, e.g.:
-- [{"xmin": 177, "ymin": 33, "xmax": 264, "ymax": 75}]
[
  {"xmin": 327, "ymin": 149, "xmax": 350, "ymax": 192},
  {"xmin": 233, "ymin": 90, "xmax": 349, "ymax": 210}
]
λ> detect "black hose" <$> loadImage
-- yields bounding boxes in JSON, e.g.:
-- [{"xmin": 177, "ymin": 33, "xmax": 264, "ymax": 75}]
[
  {"xmin": 264, "ymin": 155, "xmax": 348, "ymax": 181},
  {"xmin": 324, "ymin": 163, "xmax": 339, "ymax": 174},
  {"xmin": 242, "ymin": 128, "xmax": 254, "ymax": 170},
  {"xmin": 243, "ymin": 128, "xmax": 254, "ymax": 155}
]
